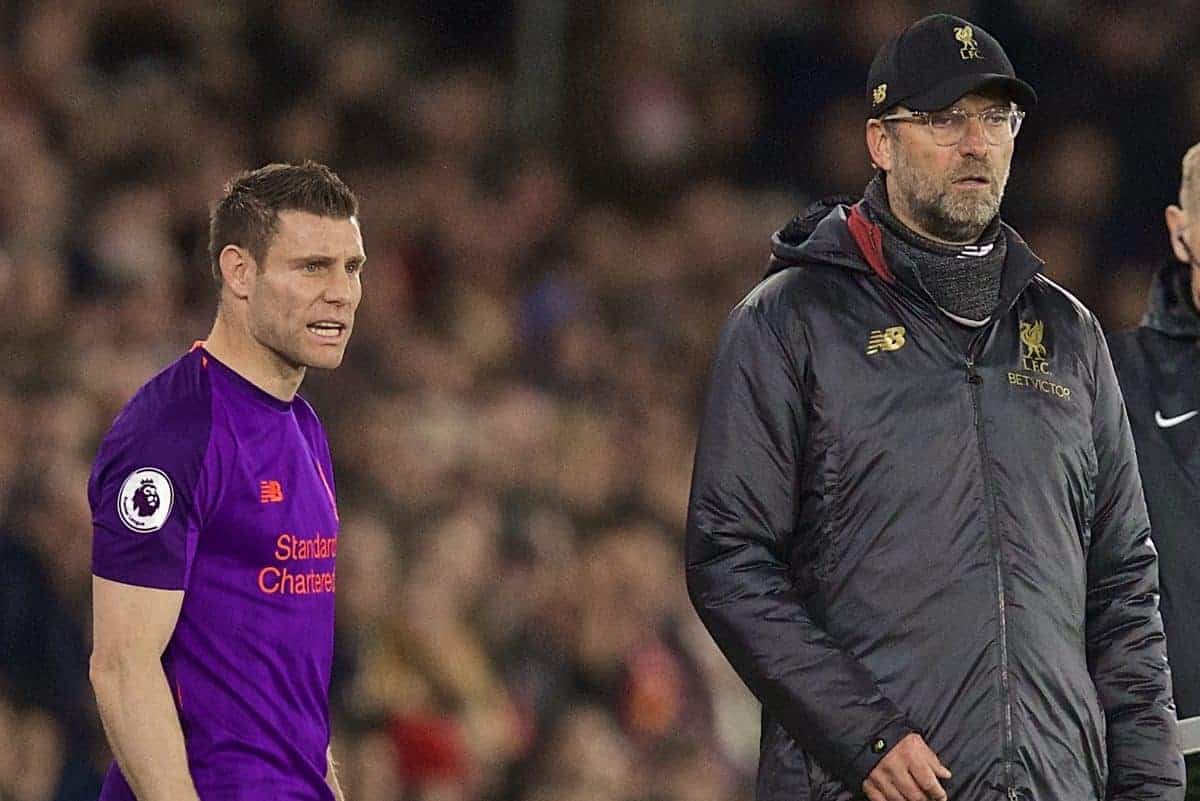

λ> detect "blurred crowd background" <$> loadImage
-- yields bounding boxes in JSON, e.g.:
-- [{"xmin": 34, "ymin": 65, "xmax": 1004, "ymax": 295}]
[{"xmin": 1, "ymin": 1, "xmax": 1198, "ymax": 800}]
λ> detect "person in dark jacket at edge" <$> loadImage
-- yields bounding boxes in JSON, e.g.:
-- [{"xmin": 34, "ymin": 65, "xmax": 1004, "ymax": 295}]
[
  {"xmin": 1108, "ymin": 142, "xmax": 1200, "ymax": 799},
  {"xmin": 685, "ymin": 13, "xmax": 1184, "ymax": 801}
]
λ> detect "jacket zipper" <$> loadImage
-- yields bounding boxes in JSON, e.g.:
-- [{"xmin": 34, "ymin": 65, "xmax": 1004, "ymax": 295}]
[{"xmin": 965, "ymin": 356, "xmax": 1017, "ymax": 799}]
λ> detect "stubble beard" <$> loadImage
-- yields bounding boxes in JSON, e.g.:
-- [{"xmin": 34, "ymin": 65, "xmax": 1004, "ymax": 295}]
[
  {"xmin": 891, "ymin": 151, "xmax": 1009, "ymax": 243},
  {"xmin": 261, "ymin": 324, "xmax": 311, "ymax": 373},
  {"xmin": 246, "ymin": 307, "xmax": 319, "ymax": 376},
  {"xmin": 273, "ymin": 327, "xmax": 349, "ymax": 372}
]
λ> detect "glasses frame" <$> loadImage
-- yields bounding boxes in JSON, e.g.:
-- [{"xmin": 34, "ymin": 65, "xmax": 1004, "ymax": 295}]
[{"xmin": 876, "ymin": 104, "xmax": 1026, "ymax": 147}]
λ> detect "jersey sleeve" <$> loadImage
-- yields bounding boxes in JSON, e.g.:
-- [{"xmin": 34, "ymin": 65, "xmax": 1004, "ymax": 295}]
[{"xmin": 89, "ymin": 371, "xmax": 214, "ymax": 590}]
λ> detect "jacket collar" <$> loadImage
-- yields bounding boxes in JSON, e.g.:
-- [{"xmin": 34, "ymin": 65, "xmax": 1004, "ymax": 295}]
[
  {"xmin": 769, "ymin": 198, "xmax": 1045, "ymax": 316},
  {"xmin": 1142, "ymin": 261, "xmax": 1200, "ymax": 339},
  {"xmin": 991, "ymin": 223, "xmax": 1045, "ymax": 316}
]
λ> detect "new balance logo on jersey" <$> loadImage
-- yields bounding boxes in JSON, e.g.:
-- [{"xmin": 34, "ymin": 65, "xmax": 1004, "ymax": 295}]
[
  {"xmin": 259, "ymin": 480, "xmax": 284, "ymax": 503},
  {"xmin": 867, "ymin": 326, "xmax": 906, "ymax": 354}
]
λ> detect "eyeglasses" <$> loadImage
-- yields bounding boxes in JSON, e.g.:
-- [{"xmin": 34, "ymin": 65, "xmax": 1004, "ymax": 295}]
[{"xmin": 877, "ymin": 106, "xmax": 1025, "ymax": 147}]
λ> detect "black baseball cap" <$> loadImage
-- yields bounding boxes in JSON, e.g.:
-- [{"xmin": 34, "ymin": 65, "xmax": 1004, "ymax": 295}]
[{"xmin": 866, "ymin": 14, "xmax": 1036, "ymax": 117}]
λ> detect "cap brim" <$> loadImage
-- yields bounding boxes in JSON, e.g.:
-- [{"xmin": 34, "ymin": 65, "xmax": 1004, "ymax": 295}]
[{"xmin": 905, "ymin": 74, "xmax": 1037, "ymax": 111}]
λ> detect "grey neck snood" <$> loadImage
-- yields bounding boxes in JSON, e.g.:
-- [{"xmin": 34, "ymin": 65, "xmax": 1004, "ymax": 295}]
[{"xmin": 863, "ymin": 174, "xmax": 1006, "ymax": 323}]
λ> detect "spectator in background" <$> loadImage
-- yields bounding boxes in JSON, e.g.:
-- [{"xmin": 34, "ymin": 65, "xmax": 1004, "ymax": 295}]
[{"xmin": 687, "ymin": 14, "xmax": 1182, "ymax": 801}]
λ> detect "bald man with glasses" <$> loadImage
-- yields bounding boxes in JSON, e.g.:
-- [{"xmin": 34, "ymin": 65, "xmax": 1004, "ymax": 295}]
[{"xmin": 686, "ymin": 13, "xmax": 1184, "ymax": 801}]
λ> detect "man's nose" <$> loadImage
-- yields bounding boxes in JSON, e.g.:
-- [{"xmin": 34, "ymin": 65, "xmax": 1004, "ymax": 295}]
[
  {"xmin": 324, "ymin": 266, "xmax": 353, "ymax": 304},
  {"xmin": 957, "ymin": 117, "xmax": 989, "ymax": 158}
]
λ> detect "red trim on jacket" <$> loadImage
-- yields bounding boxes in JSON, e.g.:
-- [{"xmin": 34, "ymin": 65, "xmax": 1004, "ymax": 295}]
[{"xmin": 847, "ymin": 202, "xmax": 894, "ymax": 283}]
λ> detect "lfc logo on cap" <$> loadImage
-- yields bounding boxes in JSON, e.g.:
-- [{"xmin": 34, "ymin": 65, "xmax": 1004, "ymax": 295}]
[
  {"xmin": 872, "ymin": 83, "xmax": 887, "ymax": 106},
  {"xmin": 954, "ymin": 25, "xmax": 983, "ymax": 60}
]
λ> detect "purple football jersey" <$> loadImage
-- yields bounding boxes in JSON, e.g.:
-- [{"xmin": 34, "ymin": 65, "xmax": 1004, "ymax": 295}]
[{"xmin": 89, "ymin": 345, "xmax": 339, "ymax": 801}]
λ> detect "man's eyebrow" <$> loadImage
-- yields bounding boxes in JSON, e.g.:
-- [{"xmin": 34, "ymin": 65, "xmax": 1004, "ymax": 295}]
[
  {"xmin": 288, "ymin": 255, "xmax": 367, "ymax": 270},
  {"xmin": 943, "ymin": 103, "xmax": 1011, "ymax": 113}
]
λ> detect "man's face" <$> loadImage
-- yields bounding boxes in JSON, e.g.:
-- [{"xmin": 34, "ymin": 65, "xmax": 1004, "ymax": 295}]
[
  {"xmin": 1166, "ymin": 195, "xmax": 1200, "ymax": 311},
  {"xmin": 245, "ymin": 210, "xmax": 365, "ymax": 371},
  {"xmin": 887, "ymin": 93, "xmax": 1015, "ymax": 243},
  {"xmin": 1178, "ymin": 210, "xmax": 1198, "ymax": 269}
]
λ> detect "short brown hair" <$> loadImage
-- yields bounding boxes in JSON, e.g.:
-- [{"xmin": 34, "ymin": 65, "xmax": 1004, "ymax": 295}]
[
  {"xmin": 1180, "ymin": 142, "xmax": 1200, "ymax": 215},
  {"xmin": 208, "ymin": 160, "xmax": 358, "ymax": 284}
]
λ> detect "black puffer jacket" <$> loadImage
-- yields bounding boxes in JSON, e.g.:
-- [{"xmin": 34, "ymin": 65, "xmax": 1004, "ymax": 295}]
[
  {"xmin": 1108, "ymin": 261, "xmax": 1200, "ymax": 720},
  {"xmin": 685, "ymin": 200, "xmax": 1184, "ymax": 801}
]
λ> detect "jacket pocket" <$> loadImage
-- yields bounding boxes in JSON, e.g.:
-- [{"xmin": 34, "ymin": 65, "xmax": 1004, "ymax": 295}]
[
  {"xmin": 814, "ymin": 434, "xmax": 850, "ymax": 582},
  {"xmin": 1079, "ymin": 438, "xmax": 1097, "ymax": 553},
  {"xmin": 756, "ymin": 713, "xmax": 813, "ymax": 800},
  {"xmin": 1085, "ymin": 682, "xmax": 1108, "ymax": 798},
  {"xmin": 804, "ymin": 750, "xmax": 855, "ymax": 801}
]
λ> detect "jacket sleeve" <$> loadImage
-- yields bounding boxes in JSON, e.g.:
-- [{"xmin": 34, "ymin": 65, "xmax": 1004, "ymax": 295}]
[
  {"xmin": 1085, "ymin": 317, "xmax": 1185, "ymax": 800},
  {"xmin": 685, "ymin": 294, "xmax": 916, "ymax": 789}
]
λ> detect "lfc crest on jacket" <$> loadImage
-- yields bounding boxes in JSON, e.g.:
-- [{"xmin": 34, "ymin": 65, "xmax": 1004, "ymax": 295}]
[
  {"xmin": 1020, "ymin": 320, "xmax": 1049, "ymax": 373},
  {"xmin": 1010, "ymin": 319, "xmax": 1072, "ymax": 400}
]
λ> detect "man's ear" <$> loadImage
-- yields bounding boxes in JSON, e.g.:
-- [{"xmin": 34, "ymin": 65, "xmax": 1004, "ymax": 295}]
[
  {"xmin": 1165, "ymin": 204, "xmax": 1191, "ymax": 265},
  {"xmin": 866, "ymin": 119, "xmax": 894, "ymax": 172},
  {"xmin": 218, "ymin": 245, "xmax": 254, "ymax": 300}
]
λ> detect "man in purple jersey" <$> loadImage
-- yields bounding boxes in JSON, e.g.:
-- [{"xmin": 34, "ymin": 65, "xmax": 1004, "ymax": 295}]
[{"xmin": 88, "ymin": 161, "xmax": 364, "ymax": 801}]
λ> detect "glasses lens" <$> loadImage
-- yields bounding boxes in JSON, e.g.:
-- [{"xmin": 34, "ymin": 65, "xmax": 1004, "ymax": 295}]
[
  {"xmin": 930, "ymin": 110, "xmax": 1022, "ymax": 146},
  {"xmin": 928, "ymin": 111, "xmax": 966, "ymax": 146}
]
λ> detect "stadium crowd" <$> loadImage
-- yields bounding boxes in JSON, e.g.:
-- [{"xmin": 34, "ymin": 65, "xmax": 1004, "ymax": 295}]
[{"xmin": 0, "ymin": 1, "xmax": 1197, "ymax": 799}]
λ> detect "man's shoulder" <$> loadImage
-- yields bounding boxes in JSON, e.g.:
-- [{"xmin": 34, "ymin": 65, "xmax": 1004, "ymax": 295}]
[
  {"xmin": 1105, "ymin": 323, "xmax": 1193, "ymax": 385},
  {"xmin": 290, "ymin": 393, "xmax": 331, "ymax": 452},
  {"xmin": 291, "ymin": 392, "xmax": 319, "ymax": 423},
  {"xmin": 93, "ymin": 349, "xmax": 214, "ymax": 473},
  {"xmin": 1026, "ymin": 274, "xmax": 1098, "ymax": 327},
  {"xmin": 742, "ymin": 260, "xmax": 857, "ymax": 319}
]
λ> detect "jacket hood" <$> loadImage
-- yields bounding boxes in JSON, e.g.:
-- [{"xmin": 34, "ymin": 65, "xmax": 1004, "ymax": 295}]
[
  {"xmin": 766, "ymin": 196, "xmax": 871, "ymax": 278},
  {"xmin": 1141, "ymin": 260, "xmax": 1200, "ymax": 339}
]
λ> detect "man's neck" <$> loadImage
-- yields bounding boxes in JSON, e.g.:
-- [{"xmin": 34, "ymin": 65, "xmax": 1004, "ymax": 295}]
[
  {"xmin": 203, "ymin": 313, "xmax": 305, "ymax": 402},
  {"xmin": 862, "ymin": 173, "xmax": 1005, "ymax": 323}
]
